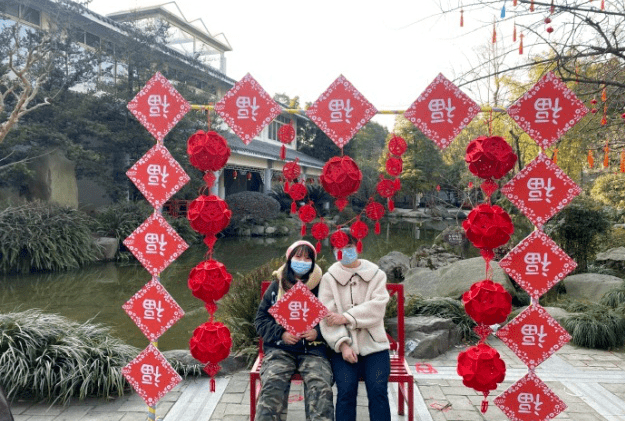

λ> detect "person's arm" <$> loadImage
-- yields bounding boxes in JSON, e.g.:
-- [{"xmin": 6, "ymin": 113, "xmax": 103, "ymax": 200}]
[
  {"xmin": 343, "ymin": 270, "xmax": 389, "ymax": 330},
  {"xmin": 318, "ymin": 274, "xmax": 352, "ymax": 352},
  {"xmin": 254, "ymin": 282, "xmax": 285, "ymax": 344}
]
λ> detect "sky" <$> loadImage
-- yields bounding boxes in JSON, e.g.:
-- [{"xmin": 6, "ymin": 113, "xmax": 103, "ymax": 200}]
[{"xmin": 87, "ymin": 0, "xmax": 510, "ymax": 129}]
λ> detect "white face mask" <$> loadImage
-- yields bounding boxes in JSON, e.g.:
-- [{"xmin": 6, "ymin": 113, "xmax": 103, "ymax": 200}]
[
  {"xmin": 334, "ymin": 246, "xmax": 358, "ymax": 265},
  {"xmin": 290, "ymin": 260, "xmax": 312, "ymax": 275}
]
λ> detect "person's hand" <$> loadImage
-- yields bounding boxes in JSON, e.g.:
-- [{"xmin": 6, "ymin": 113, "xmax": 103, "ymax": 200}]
[
  {"xmin": 281, "ymin": 331, "xmax": 299, "ymax": 345},
  {"xmin": 301, "ymin": 329, "xmax": 318, "ymax": 341},
  {"xmin": 325, "ymin": 312, "xmax": 348, "ymax": 326},
  {"xmin": 340, "ymin": 342, "xmax": 358, "ymax": 363}
]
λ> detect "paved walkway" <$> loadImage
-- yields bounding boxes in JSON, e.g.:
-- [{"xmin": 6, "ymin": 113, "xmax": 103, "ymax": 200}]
[{"xmin": 9, "ymin": 337, "xmax": 625, "ymax": 421}]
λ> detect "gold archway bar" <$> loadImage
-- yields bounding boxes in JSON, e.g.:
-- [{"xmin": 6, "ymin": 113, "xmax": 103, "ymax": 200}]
[{"xmin": 190, "ymin": 105, "xmax": 507, "ymax": 114}]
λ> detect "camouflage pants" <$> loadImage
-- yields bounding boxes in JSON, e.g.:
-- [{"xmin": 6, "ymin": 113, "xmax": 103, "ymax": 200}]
[{"xmin": 255, "ymin": 349, "xmax": 334, "ymax": 421}]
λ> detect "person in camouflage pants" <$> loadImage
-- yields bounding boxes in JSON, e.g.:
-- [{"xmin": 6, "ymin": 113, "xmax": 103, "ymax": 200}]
[{"xmin": 254, "ymin": 241, "xmax": 333, "ymax": 421}]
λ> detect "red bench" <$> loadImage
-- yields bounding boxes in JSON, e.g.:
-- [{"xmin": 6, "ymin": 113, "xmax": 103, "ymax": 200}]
[{"xmin": 250, "ymin": 281, "xmax": 414, "ymax": 421}]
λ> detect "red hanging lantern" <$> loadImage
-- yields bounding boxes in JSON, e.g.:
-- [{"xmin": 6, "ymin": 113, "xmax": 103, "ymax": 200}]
[
  {"xmin": 298, "ymin": 203, "xmax": 317, "ymax": 236},
  {"xmin": 460, "ymin": 8, "xmax": 464, "ymax": 27},
  {"xmin": 465, "ymin": 136, "xmax": 517, "ymax": 180},
  {"xmin": 436, "ymin": 184, "xmax": 441, "ymax": 191},
  {"xmin": 365, "ymin": 200, "xmax": 385, "ymax": 235},
  {"xmin": 350, "ymin": 217, "xmax": 369, "ymax": 253},
  {"xmin": 282, "ymin": 159, "xmax": 301, "ymax": 192},
  {"xmin": 187, "ymin": 130, "xmax": 231, "ymax": 173},
  {"xmin": 513, "ymin": 23, "xmax": 517, "ymax": 42},
  {"xmin": 320, "ymin": 156, "xmax": 362, "ymax": 212},
  {"xmin": 330, "ymin": 229, "xmax": 350, "ymax": 260},
  {"xmin": 462, "ymin": 204, "xmax": 514, "ymax": 251},
  {"xmin": 457, "ymin": 343, "xmax": 506, "ymax": 413},
  {"xmin": 311, "ymin": 220, "xmax": 330, "ymax": 253},
  {"xmin": 468, "ymin": 181, "xmax": 474, "ymax": 189},
  {"xmin": 462, "ymin": 280, "xmax": 512, "ymax": 333},
  {"xmin": 247, "ymin": 172, "xmax": 252, "ymax": 181},
  {"xmin": 385, "ymin": 156, "xmax": 403, "ymax": 177},
  {"xmin": 203, "ymin": 171, "xmax": 216, "ymax": 189},
  {"xmin": 188, "ymin": 260, "xmax": 232, "ymax": 315},
  {"xmin": 546, "ymin": 26, "xmax": 554, "ymax": 34},
  {"xmin": 388, "ymin": 135, "xmax": 408, "ymax": 156},
  {"xmin": 530, "ymin": 0, "xmax": 535, "ymax": 11},
  {"xmin": 189, "ymin": 322, "xmax": 232, "ymax": 391},
  {"xmin": 278, "ymin": 122, "xmax": 296, "ymax": 160},
  {"xmin": 288, "ymin": 182, "xmax": 308, "ymax": 214},
  {"xmin": 492, "ymin": 21, "xmax": 497, "ymax": 44},
  {"xmin": 550, "ymin": 0, "xmax": 555, "ymax": 13},
  {"xmin": 232, "ymin": 170, "xmax": 237, "ymax": 179},
  {"xmin": 187, "ymin": 195, "xmax": 232, "ymax": 237},
  {"xmin": 519, "ymin": 33, "xmax": 524, "ymax": 54},
  {"xmin": 377, "ymin": 176, "xmax": 399, "ymax": 212}
]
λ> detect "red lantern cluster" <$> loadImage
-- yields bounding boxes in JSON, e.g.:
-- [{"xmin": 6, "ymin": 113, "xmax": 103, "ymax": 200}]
[
  {"xmin": 189, "ymin": 322, "xmax": 232, "ymax": 391},
  {"xmin": 378, "ymin": 135, "xmax": 407, "ymax": 212},
  {"xmin": 321, "ymin": 156, "xmax": 362, "ymax": 212},
  {"xmin": 365, "ymin": 200, "xmax": 385, "ymax": 235},
  {"xmin": 462, "ymin": 203, "xmax": 514, "ymax": 262},
  {"xmin": 330, "ymin": 229, "xmax": 350, "ymax": 260},
  {"xmin": 282, "ymin": 158, "xmax": 301, "ymax": 192},
  {"xmin": 350, "ymin": 217, "xmax": 369, "ymax": 253},
  {"xmin": 188, "ymin": 260, "xmax": 232, "ymax": 315},
  {"xmin": 463, "ymin": 280, "xmax": 512, "ymax": 328},
  {"xmin": 187, "ymin": 130, "xmax": 231, "ymax": 186},
  {"xmin": 465, "ymin": 136, "xmax": 517, "ymax": 198},
  {"xmin": 457, "ymin": 343, "xmax": 506, "ymax": 413},
  {"xmin": 288, "ymin": 182, "xmax": 308, "ymax": 214},
  {"xmin": 278, "ymin": 122, "xmax": 296, "ymax": 160},
  {"xmin": 298, "ymin": 203, "xmax": 317, "ymax": 236},
  {"xmin": 311, "ymin": 219, "xmax": 330, "ymax": 253}
]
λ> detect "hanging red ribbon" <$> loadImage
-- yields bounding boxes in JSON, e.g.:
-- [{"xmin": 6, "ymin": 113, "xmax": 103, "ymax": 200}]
[
  {"xmin": 620, "ymin": 151, "xmax": 625, "ymax": 173},
  {"xmin": 492, "ymin": 21, "xmax": 497, "ymax": 44},
  {"xmin": 552, "ymin": 149, "xmax": 558, "ymax": 164},
  {"xmin": 602, "ymin": 86, "xmax": 607, "ymax": 102},
  {"xmin": 601, "ymin": 0, "xmax": 605, "ymax": 10},
  {"xmin": 602, "ymin": 103, "xmax": 608, "ymax": 126},
  {"xmin": 550, "ymin": 0, "xmax": 555, "ymax": 13},
  {"xmin": 460, "ymin": 9, "xmax": 464, "ymax": 27},
  {"xmin": 513, "ymin": 23, "xmax": 517, "ymax": 42},
  {"xmin": 604, "ymin": 142, "xmax": 610, "ymax": 168},
  {"xmin": 530, "ymin": 0, "xmax": 535, "ymax": 11},
  {"xmin": 588, "ymin": 150, "xmax": 595, "ymax": 168},
  {"xmin": 519, "ymin": 33, "xmax": 524, "ymax": 54}
]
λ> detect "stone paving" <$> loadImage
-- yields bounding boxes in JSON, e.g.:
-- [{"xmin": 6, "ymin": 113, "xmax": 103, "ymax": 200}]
[{"xmin": 8, "ymin": 337, "xmax": 625, "ymax": 421}]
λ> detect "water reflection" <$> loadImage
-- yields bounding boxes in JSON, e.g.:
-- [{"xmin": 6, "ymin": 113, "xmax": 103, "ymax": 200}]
[{"xmin": 0, "ymin": 219, "xmax": 459, "ymax": 350}]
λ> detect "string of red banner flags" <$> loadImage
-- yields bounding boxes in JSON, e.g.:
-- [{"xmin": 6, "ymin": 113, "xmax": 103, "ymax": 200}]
[{"xmin": 124, "ymin": 66, "xmax": 585, "ymax": 421}]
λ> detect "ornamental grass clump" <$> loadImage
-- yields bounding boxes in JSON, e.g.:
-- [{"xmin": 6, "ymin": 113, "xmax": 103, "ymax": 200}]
[
  {"xmin": 0, "ymin": 309, "xmax": 138, "ymax": 404},
  {"xmin": 0, "ymin": 202, "xmax": 99, "ymax": 274},
  {"xmin": 600, "ymin": 281, "xmax": 625, "ymax": 308},
  {"xmin": 561, "ymin": 309, "xmax": 625, "ymax": 350}
]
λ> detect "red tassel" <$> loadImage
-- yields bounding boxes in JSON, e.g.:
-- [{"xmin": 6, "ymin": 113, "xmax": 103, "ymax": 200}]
[
  {"xmin": 513, "ymin": 23, "xmax": 517, "ymax": 42},
  {"xmin": 519, "ymin": 33, "xmax": 524, "ymax": 54},
  {"xmin": 588, "ymin": 150, "xmax": 594, "ymax": 168},
  {"xmin": 337, "ymin": 250, "xmax": 343, "ymax": 260},
  {"xmin": 388, "ymin": 198, "xmax": 395, "ymax": 212},
  {"xmin": 291, "ymin": 201, "xmax": 297, "ymax": 214},
  {"xmin": 375, "ymin": 221, "xmax": 381, "ymax": 235},
  {"xmin": 602, "ymin": 87, "xmax": 607, "ymax": 102},
  {"xmin": 357, "ymin": 240, "xmax": 363, "ymax": 254},
  {"xmin": 301, "ymin": 224, "xmax": 307, "ymax": 236},
  {"xmin": 481, "ymin": 398, "xmax": 488, "ymax": 413},
  {"xmin": 284, "ymin": 181, "xmax": 289, "ymax": 193},
  {"xmin": 530, "ymin": 0, "xmax": 534, "ymax": 11},
  {"xmin": 620, "ymin": 151, "xmax": 625, "ymax": 173},
  {"xmin": 550, "ymin": 0, "xmax": 555, "ymax": 13},
  {"xmin": 601, "ymin": 0, "xmax": 605, "ymax": 9},
  {"xmin": 394, "ymin": 178, "xmax": 401, "ymax": 191},
  {"xmin": 513, "ymin": 0, "xmax": 517, "ymax": 5},
  {"xmin": 604, "ymin": 143, "xmax": 610, "ymax": 168},
  {"xmin": 210, "ymin": 377, "xmax": 216, "ymax": 393},
  {"xmin": 315, "ymin": 241, "xmax": 322, "ymax": 253},
  {"xmin": 492, "ymin": 21, "xmax": 496, "ymax": 44},
  {"xmin": 552, "ymin": 148, "xmax": 558, "ymax": 164},
  {"xmin": 280, "ymin": 144, "xmax": 286, "ymax": 160},
  {"xmin": 460, "ymin": 9, "xmax": 464, "ymax": 27}
]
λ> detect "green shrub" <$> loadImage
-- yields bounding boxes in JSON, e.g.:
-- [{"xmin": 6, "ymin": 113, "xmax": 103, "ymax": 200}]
[
  {"xmin": 225, "ymin": 191, "xmax": 281, "ymax": 224},
  {"xmin": 543, "ymin": 196, "xmax": 611, "ymax": 272},
  {"xmin": 590, "ymin": 173, "xmax": 625, "ymax": 209},
  {"xmin": 0, "ymin": 309, "xmax": 137, "ymax": 404},
  {"xmin": 561, "ymin": 309, "xmax": 625, "ymax": 349},
  {"xmin": 600, "ymin": 281, "xmax": 625, "ymax": 308},
  {"xmin": 268, "ymin": 185, "xmax": 291, "ymax": 213},
  {"xmin": 404, "ymin": 295, "xmax": 478, "ymax": 342},
  {"xmin": 0, "ymin": 201, "xmax": 99, "ymax": 274}
]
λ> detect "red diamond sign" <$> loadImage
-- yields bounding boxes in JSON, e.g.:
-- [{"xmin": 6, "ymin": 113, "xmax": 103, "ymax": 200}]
[
  {"xmin": 123, "ymin": 213, "xmax": 189, "ymax": 276},
  {"xmin": 501, "ymin": 153, "xmax": 581, "ymax": 229},
  {"xmin": 496, "ymin": 305, "xmax": 571, "ymax": 369},
  {"xmin": 123, "ymin": 277, "xmax": 185, "ymax": 342},
  {"xmin": 127, "ymin": 72, "xmax": 190, "ymax": 142},
  {"xmin": 499, "ymin": 231, "xmax": 577, "ymax": 299},
  {"xmin": 122, "ymin": 344, "xmax": 182, "ymax": 406},
  {"xmin": 306, "ymin": 75, "xmax": 378, "ymax": 149},
  {"xmin": 507, "ymin": 71, "xmax": 588, "ymax": 150},
  {"xmin": 126, "ymin": 144, "xmax": 190, "ymax": 209},
  {"xmin": 404, "ymin": 73, "xmax": 480, "ymax": 150},
  {"xmin": 494, "ymin": 371, "xmax": 567, "ymax": 421},
  {"xmin": 214, "ymin": 73, "xmax": 282, "ymax": 144},
  {"xmin": 268, "ymin": 281, "xmax": 328, "ymax": 336}
]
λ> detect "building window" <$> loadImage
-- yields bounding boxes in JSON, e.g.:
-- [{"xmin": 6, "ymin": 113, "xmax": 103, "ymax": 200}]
[
  {"xmin": 21, "ymin": 6, "xmax": 39, "ymax": 26},
  {"xmin": 268, "ymin": 115, "xmax": 290, "ymax": 141}
]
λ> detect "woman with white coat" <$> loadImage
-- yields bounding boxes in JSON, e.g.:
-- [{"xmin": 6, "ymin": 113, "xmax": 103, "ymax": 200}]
[{"xmin": 319, "ymin": 229, "xmax": 391, "ymax": 421}]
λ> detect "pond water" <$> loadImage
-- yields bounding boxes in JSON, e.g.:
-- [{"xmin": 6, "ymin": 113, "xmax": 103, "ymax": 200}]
[{"xmin": 0, "ymin": 219, "xmax": 461, "ymax": 351}]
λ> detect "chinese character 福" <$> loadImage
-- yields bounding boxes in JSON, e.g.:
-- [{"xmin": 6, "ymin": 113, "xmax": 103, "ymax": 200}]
[
  {"xmin": 236, "ymin": 97, "xmax": 259, "ymax": 121},
  {"xmin": 428, "ymin": 98, "xmax": 455, "ymax": 123},
  {"xmin": 141, "ymin": 364, "xmax": 161, "ymax": 386},
  {"xmin": 143, "ymin": 299, "xmax": 164, "ymax": 322},
  {"xmin": 288, "ymin": 301, "xmax": 310, "ymax": 321},
  {"xmin": 148, "ymin": 95, "xmax": 170, "ymax": 118},
  {"xmin": 527, "ymin": 177, "xmax": 555, "ymax": 203},
  {"xmin": 147, "ymin": 164, "xmax": 169, "ymax": 188},
  {"xmin": 145, "ymin": 233, "xmax": 167, "ymax": 256},
  {"xmin": 534, "ymin": 98, "xmax": 562, "ymax": 124},
  {"xmin": 524, "ymin": 252, "xmax": 551, "ymax": 277},
  {"xmin": 329, "ymin": 99, "xmax": 353, "ymax": 123},
  {"xmin": 521, "ymin": 324, "xmax": 547, "ymax": 348},
  {"xmin": 518, "ymin": 392, "xmax": 542, "ymax": 415}
]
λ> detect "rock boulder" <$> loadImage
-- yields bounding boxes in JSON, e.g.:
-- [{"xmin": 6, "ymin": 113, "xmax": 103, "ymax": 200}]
[
  {"xmin": 386, "ymin": 316, "xmax": 461, "ymax": 359},
  {"xmin": 378, "ymin": 251, "xmax": 411, "ymax": 282},
  {"xmin": 562, "ymin": 273, "xmax": 624, "ymax": 302},
  {"xmin": 595, "ymin": 247, "xmax": 625, "ymax": 270}
]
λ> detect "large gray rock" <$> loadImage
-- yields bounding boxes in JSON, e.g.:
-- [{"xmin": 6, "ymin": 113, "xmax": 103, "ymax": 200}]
[
  {"xmin": 386, "ymin": 316, "xmax": 461, "ymax": 359},
  {"xmin": 563, "ymin": 273, "xmax": 624, "ymax": 302},
  {"xmin": 94, "ymin": 237, "xmax": 118, "ymax": 261},
  {"xmin": 378, "ymin": 251, "xmax": 411, "ymax": 282},
  {"xmin": 595, "ymin": 247, "xmax": 625, "ymax": 269},
  {"xmin": 403, "ymin": 257, "xmax": 515, "ymax": 299},
  {"xmin": 409, "ymin": 245, "xmax": 461, "ymax": 270}
]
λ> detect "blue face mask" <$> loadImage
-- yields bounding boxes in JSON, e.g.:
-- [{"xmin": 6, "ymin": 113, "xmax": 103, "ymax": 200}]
[
  {"xmin": 290, "ymin": 260, "xmax": 312, "ymax": 276},
  {"xmin": 335, "ymin": 246, "xmax": 358, "ymax": 266}
]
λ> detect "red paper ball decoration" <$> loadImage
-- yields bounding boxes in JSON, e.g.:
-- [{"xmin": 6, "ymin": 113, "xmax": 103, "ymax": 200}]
[
  {"xmin": 311, "ymin": 220, "xmax": 330, "ymax": 253},
  {"xmin": 298, "ymin": 203, "xmax": 316, "ymax": 236},
  {"xmin": 188, "ymin": 259, "xmax": 232, "ymax": 315},
  {"xmin": 365, "ymin": 201, "xmax": 385, "ymax": 234},
  {"xmin": 330, "ymin": 229, "xmax": 350, "ymax": 260},
  {"xmin": 288, "ymin": 182, "xmax": 307, "ymax": 213},
  {"xmin": 462, "ymin": 204, "xmax": 514, "ymax": 251},
  {"xmin": 350, "ymin": 218, "xmax": 369, "ymax": 253},
  {"xmin": 385, "ymin": 156, "xmax": 403, "ymax": 177},
  {"xmin": 465, "ymin": 136, "xmax": 517, "ymax": 180},
  {"xmin": 188, "ymin": 195, "xmax": 232, "ymax": 236},
  {"xmin": 278, "ymin": 122, "xmax": 296, "ymax": 160},
  {"xmin": 377, "ymin": 176, "xmax": 399, "ymax": 211},
  {"xmin": 187, "ymin": 130, "xmax": 231, "ymax": 173},
  {"xmin": 282, "ymin": 159, "xmax": 301, "ymax": 192},
  {"xmin": 463, "ymin": 280, "xmax": 512, "ymax": 328},
  {"xmin": 189, "ymin": 321, "xmax": 232, "ymax": 391},
  {"xmin": 457, "ymin": 343, "xmax": 506, "ymax": 413},
  {"xmin": 320, "ymin": 156, "xmax": 362, "ymax": 211},
  {"xmin": 388, "ymin": 135, "xmax": 407, "ymax": 156}
]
